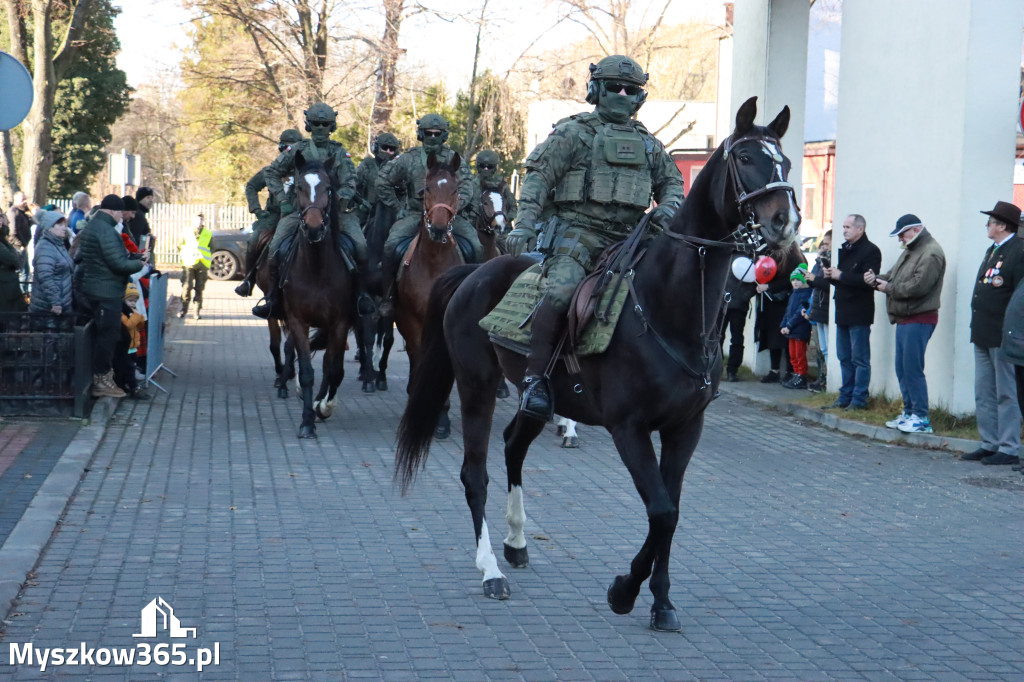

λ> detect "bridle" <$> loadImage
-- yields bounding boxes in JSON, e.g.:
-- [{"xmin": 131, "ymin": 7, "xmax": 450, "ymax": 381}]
[
  {"xmin": 298, "ymin": 172, "xmax": 331, "ymax": 244},
  {"xmin": 424, "ymin": 198, "xmax": 457, "ymax": 243}
]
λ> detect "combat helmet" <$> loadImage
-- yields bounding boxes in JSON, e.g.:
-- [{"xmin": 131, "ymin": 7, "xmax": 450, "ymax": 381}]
[
  {"xmin": 585, "ymin": 55, "xmax": 649, "ymax": 111},
  {"xmin": 372, "ymin": 132, "xmax": 401, "ymax": 155},
  {"xmin": 475, "ymin": 149, "xmax": 500, "ymax": 169},
  {"xmin": 304, "ymin": 102, "xmax": 337, "ymax": 132},
  {"xmin": 278, "ymin": 128, "xmax": 303, "ymax": 151},
  {"xmin": 416, "ymin": 113, "xmax": 450, "ymax": 143}
]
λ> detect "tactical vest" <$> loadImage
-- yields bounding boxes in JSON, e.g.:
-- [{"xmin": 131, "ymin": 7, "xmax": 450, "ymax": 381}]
[{"xmin": 553, "ymin": 117, "xmax": 653, "ymax": 212}]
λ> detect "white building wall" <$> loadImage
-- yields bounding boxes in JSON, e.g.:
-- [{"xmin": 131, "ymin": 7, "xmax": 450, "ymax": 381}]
[{"xmin": 829, "ymin": 0, "xmax": 1024, "ymax": 415}]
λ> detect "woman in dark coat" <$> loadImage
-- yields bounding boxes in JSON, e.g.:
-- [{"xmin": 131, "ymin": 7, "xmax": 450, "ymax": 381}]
[
  {"xmin": 754, "ymin": 241, "xmax": 804, "ymax": 382},
  {"xmin": 29, "ymin": 210, "xmax": 74, "ymax": 315},
  {"xmin": 0, "ymin": 212, "xmax": 27, "ymax": 312}
]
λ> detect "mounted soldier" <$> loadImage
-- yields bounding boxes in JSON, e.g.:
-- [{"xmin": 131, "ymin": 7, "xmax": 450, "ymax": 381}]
[
  {"xmin": 252, "ymin": 103, "xmax": 371, "ymax": 319},
  {"xmin": 353, "ymin": 132, "xmax": 400, "ymax": 228},
  {"xmin": 377, "ymin": 113, "xmax": 485, "ymax": 309},
  {"xmin": 505, "ymin": 54, "xmax": 685, "ymax": 420},
  {"xmin": 235, "ymin": 128, "xmax": 304, "ymax": 298},
  {"xmin": 474, "ymin": 149, "xmax": 517, "ymax": 247}
]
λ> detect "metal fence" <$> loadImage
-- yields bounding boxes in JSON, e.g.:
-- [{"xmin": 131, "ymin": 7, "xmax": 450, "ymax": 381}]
[
  {"xmin": 0, "ymin": 313, "xmax": 92, "ymax": 418},
  {"xmin": 53, "ymin": 200, "xmax": 252, "ymax": 267}
]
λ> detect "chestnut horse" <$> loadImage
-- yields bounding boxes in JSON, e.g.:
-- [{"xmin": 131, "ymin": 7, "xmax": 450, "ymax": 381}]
[
  {"xmin": 278, "ymin": 153, "xmax": 374, "ymax": 438},
  {"xmin": 476, "ymin": 187, "xmax": 509, "ymax": 261},
  {"xmin": 394, "ymin": 153, "xmax": 466, "ymax": 437},
  {"xmin": 395, "ymin": 98, "xmax": 800, "ymax": 630}
]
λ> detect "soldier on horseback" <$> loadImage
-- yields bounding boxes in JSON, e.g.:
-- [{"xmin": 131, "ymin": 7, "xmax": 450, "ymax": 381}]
[
  {"xmin": 475, "ymin": 149, "xmax": 517, "ymax": 232},
  {"xmin": 252, "ymin": 103, "xmax": 371, "ymax": 320},
  {"xmin": 505, "ymin": 55, "xmax": 685, "ymax": 420},
  {"xmin": 235, "ymin": 128, "xmax": 304, "ymax": 298},
  {"xmin": 377, "ymin": 113, "xmax": 485, "ymax": 311},
  {"xmin": 353, "ymin": 132, "xmax": 400, "ymax": 228}
]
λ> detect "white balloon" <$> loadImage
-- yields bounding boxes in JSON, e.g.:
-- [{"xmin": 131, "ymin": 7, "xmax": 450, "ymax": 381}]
[{"xmin": 732, "ymin": 256, "xmax": 756, "ymax": 283}]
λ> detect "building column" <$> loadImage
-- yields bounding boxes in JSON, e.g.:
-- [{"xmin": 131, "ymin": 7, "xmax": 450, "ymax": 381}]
[
  {"xmin": 730, "ymin": 0, "xmax": 810, "ymax": 373},
  {"xmin": 828, "ymin": 0, "xmax": 1024, "ymax": 414}
]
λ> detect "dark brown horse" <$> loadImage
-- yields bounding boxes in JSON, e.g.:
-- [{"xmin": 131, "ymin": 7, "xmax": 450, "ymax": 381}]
[
  {"xmin": 395, "ymin": 98, "xmax": 800, "ymax": 630},
  {"xmin": 253, "ymin": 230, "xmax": 292, "ymax": 397},
  {"xmin": 278, "ymin": 153, "xmax": 373, "ymax": 438},
  {"xmin": 476, "ymin": 187, "xmax": 509, "ymax": 261}
]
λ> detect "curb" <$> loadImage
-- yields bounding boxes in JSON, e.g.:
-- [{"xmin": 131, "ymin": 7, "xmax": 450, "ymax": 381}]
[
  {"xmin": 0, "ymin": 397, "xmax": 118, "ymax": 623},
  {"xmin": 722, "ymin": 385, "xmax": 983, "ymax": 454}
]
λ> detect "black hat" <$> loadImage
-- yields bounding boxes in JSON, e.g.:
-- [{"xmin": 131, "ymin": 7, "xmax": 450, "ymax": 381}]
[
  {"xmin": 135, "ymin": 186, "xmax": 154, "ymax": 201},
  {"xmin": 121, "ymin": 196, "xmax": 138, "ymax": 211},
  {"xmin": 889, "ymin": 214, "xmax": 923, "ymax": 237},
  {"xmin": 99, "ymin": 194, "xmax": 125, "ymax": 211},
  {"xmin": 980, "ymin": 201, "xmax": 1021, "ymax": 232}
]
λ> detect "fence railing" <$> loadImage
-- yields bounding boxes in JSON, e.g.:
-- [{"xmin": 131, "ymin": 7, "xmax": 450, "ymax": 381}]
[
  {"xmin": 53, "ymin": 200, "xmax": 253, "ymax": 267},
  {"xmin": 0, "ymin": 313, "xmax": 92, "ymax": 418}
]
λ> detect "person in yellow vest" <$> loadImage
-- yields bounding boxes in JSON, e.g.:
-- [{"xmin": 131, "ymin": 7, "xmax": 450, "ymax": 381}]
[{"xmin": 178, "ymin": 212, "xmax": 212, "ymax": 320}]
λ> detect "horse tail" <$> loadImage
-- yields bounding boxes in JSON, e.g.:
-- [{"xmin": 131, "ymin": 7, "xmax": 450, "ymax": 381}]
[{"xmin": 395, "ymin": 264, "xmax": 479, "ymax": 493}]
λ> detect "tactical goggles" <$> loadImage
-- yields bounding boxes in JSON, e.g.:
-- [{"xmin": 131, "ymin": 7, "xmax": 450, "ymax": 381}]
[
  {"xmin": 308, "ymin": 120, "xmax": 333, "ymax": 128},
  {"xmin": 603, "ymin": 80, "xmax": 644, "ymax": 97},
  {"xmin": 421, "ymin": 130, "xmax": 444, "ymax": 138},
  {"xmin": 477, "ymin": 164, "xmax": 496, "ymax": 171},
  {"xmin": 379, "ymin": 144, "xmax": 398, "ymax": 153},
  {"xmin": 278, "ymin": 144, "xmax": 290, "ymax": 152}
]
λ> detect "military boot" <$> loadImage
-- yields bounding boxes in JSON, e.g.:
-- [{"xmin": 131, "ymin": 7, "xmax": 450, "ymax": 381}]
[
  {"xmin": 252, "ymin": 255, "xmax": 281, "ymax": 319},
  {"xmin": 520, "ymin": 299, "xmax": 564, "ymax": 421},
  {"xmin": 234, "ymin": 241, "xmax": 261, "ymax": 296},
  {"xmin": 178, "ymin": 299, "xmax": 189, "ymax": 319},
  {"xmin": 378, "ymin": 251, "xmax": 399, "ymax": 318}
]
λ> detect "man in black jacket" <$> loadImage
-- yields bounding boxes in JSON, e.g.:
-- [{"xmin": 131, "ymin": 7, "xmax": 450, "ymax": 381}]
[
  {"xmin": 128, "ymin": 186, "xmax": 155, "ymax": 251},
  {"xmin": 825, "ymin": 214, "xmax": 881, "ymax": 409},
  {"xmin": 963, "ymin": 201, "xmax": 1024, "ymax": 465}
]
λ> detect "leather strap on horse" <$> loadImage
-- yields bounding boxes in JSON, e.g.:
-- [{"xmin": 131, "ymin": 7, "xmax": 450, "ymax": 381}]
[{"xmin": 403, "ymin": 233, "xmax": 421, "ymax": 267}]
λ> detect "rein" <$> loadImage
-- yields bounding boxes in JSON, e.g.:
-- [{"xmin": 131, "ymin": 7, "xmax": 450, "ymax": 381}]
[{"xmin": 425, "ymin": 201, "xmax": 457, "ymax": 241}]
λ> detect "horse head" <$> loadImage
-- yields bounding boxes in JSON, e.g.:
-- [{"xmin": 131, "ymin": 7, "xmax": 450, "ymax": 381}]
[
  {"xmin": 705, "ymin": 96, "xmax": 800, "ymax": 253},
  {"xmin": 422, "ymin": 152, "xmax": 460, "ymax": 244},
  {"xmin": 294, "ymin": 151, "xmax": 334, "ymax": 244},
  {"xmin": 479, "ymin": 190, "xmax": 506, "ymax": 235}
]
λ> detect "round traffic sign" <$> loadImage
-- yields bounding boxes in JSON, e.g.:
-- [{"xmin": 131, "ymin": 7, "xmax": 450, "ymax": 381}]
[{"xmin": 0, "ymin": 52, "xmax": 33, "ymax": 131}]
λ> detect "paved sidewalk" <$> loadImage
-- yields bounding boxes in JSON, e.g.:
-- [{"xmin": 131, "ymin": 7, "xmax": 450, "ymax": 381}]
[{"xmin": 0, "ymin": 280, "xmax": 1022, "ymax": 680}]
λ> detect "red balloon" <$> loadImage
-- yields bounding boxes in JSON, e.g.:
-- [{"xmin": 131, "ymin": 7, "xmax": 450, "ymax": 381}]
[{"xmin": 754, "ymin": 256, "xmax": 778, "ymax": 284}]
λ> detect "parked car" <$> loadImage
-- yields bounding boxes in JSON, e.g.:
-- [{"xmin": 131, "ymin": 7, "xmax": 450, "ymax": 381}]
[{"xmin": 208, "ymin": 229, "xmax": 249, "ymax": 280}]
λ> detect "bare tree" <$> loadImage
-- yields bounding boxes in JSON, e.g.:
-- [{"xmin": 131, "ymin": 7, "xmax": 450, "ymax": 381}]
[{"xmin": 368, "ymin": 0, "xmax": 404, "ymax": 135}]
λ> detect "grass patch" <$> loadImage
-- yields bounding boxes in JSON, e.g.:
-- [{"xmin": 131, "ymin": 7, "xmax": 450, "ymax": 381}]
[{"xmin": 792, "ymin": 391, "xmax": 979, "ymax": 440}]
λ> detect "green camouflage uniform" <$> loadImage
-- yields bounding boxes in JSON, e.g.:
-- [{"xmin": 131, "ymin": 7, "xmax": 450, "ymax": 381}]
[
  {"xmin": 266, "ymin": 139, "xmax": 367, "ymax": 263},
  {"xmin": 353, "ymin": 156, "xmax": 382, "ymax": 227},
  {"xmin": 245, "ymin": 166, "xmax": 285, "ymax": 238},
  {"xmin": 379, "ymin": 147, "xmax": 484, "ymax": 263},
  {"xmin": 516, "ymin": 111, "xmax": 683, "ymax": 309}
]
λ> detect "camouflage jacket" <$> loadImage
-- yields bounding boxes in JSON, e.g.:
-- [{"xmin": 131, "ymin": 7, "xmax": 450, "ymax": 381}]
[
  {"xmin": 354, "ymin": 155, "xmax": 382, "ymax": 210},
  {"xmin": 517, "ymin": 111, "xmax": 683, "ymax": 238},
  {"xmin": 244, "ymin": 165, "xmax": 283, "ymax": 214},
  {"xmin": 265, "ymin": 139, "xmax": 356, "ymax": 208},
  {"xmin": 377, "ymin": 146, "xmax": 476, "ymax": 220}
]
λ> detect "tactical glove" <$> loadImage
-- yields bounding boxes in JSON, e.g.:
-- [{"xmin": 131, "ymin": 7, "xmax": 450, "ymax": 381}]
[
  {"xmin": 649, "ymin": 202, "xmax": 679, "ymax": 229},
  {"xmin": 256, "ymin": 209, "xmax": 271, "ymax": 220},
  {"xmin": 506, "ymin": 226, "xmax": 537, "ymax": 257}
]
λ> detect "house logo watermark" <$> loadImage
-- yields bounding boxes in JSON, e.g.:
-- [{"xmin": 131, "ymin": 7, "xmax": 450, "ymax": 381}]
[{"xmin": 9, "ymin": 597, "xmax": 219, "ymax": 672}]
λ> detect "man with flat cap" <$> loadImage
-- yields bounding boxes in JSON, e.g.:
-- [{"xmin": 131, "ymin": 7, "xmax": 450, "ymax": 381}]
[{"xmin": 962, "ymin": 201, "xmax": 1024, "ymax": 465}]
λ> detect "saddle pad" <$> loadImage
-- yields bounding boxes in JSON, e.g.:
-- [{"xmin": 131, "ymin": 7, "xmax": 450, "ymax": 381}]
[{"xmin": 478, "ymin": 264, "xmax": 631, "ymax": 356}]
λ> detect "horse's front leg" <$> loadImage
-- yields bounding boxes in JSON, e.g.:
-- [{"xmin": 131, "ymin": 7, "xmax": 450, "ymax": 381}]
[
  {"xmin": 356, "ymin": 296, "xmax": 377, "ymax": 393},
  {"xmin": 288, "ymin": 320, "xmax": 316, "ymax": 438},
  {"xmin": 269, "ymin": 319, "xmax": 284, "ymax": 386},
  {"xmin": 278, "ymin": 333, "xmax": 296, "ymax": 399},
  {"xmin": 502, "ymin": 412, "xmax": 545, "ymax": 569},
  {"xmin": 314, "ymin": 324, "xmax": 347, "ymax": 420},
  {"xmin": 376, "ymin": 320, "xmax": 394, "ymax": 391},
  {"xmin": 605, "ymin": 419, "xmax": 679, "ymax": 630}
]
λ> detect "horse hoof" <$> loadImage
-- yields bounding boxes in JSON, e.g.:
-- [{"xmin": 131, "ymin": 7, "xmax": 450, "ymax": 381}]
[
  {"xmin": 298, "ymin": 425, "xmax": 317, "ymax": 439},
  {"xmin": 556, "ymin": 424, "xmax": 566, "ymax": 437},
  {"xmin": 562, "ymin": 436, "xmax": 579, "ymax": 448},
  {"xmin": 503, "ymin": 543, "xmax": 529, "ymax": 569},
  {"xmin": 277, "ymin": 388, "xmax": 289, "ymax": 399},
  {"xmin": 496, "ymin": 383, "xmax": 509, "ymax": 399},
  {"xmin": 434, "ymin": 424, "xmax": 450, "ymax": 439},
  {"xmin": 314, "ymin": 404, "xmax": 332, "ymax": 421},
  {"xmin": 362, "ymin": 381, "xmax": 376, "ymax": 394},
  {"xmin": 607, "ymin": 575, "xmax": 638, "ymax": 615},
  {"xmin": 375, "ymin": 377, "xmax": 388, "ymax": 392},
  {"xmin": 650, "ymin": 605, "xmax": 681, "ymax": 632},
  {"xmin": 482, "ymin": 577, "xmax": 510, "ymax": 600}
]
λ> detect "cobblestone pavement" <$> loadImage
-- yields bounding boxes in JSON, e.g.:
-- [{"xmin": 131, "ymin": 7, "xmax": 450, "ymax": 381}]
[
  {"xmin": 1, "ymin": 280, "xmax": 1022, "ymax": 681},
  {"xmin": 0, "ymin": 421, "xmax": 80, "ymax": 546}
]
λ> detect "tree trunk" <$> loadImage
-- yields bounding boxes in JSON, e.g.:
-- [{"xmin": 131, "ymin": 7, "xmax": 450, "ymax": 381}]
[
  {"xmin": 462, "ymin": 0, "xmax": 489, "ymax": 160},
  {"xmin": 18, "ymin": 0, "xmax": 92, "ymax": 204},
  {"xmin": 0, "ymin": 131, "xmax": 19, "ymax": 206},
  {"xmin": 369, "ymin": 0, "xmax": 403, "ymax": 135}
]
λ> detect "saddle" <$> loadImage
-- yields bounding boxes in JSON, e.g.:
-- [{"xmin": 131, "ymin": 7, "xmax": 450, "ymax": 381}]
[{"xmin": 394, "ymin": 233, "xmax": 474, "ymax": 281}]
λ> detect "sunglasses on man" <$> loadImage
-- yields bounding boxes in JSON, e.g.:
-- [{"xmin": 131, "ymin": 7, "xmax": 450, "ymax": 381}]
[
  {"xmin": 422, "ymin": 130, "xmax": 444, "ymax": 138},
  {"xmin": 278, "ymin": 144, "xmax": 291, "ymax": 153},
  {"xmin": 379, "ymin": 145, "xmax": 397, "ymax": 153},
  {"xmin": 477, "ymin": 164, "xmax": 496, "ymax": 171},
  {"xmin": 308, "ymin": 121, "xmax": 332, "ymax": 128},
  {"xmin": 604, "ymin": 81, "xmax": 643, "ymax": 97}
]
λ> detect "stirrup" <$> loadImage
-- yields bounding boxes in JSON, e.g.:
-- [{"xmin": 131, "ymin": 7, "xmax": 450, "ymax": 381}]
[
  {"xmin": 252, "ymin": 297, "xmax": 273, "ymax": 319},
  {"xmin": 520, "ymin": 375, "xmax": 553, "ymax": 421},
  {"xmin": 235, "ymin": 279, "xmax": 253, "ymax": 297}
]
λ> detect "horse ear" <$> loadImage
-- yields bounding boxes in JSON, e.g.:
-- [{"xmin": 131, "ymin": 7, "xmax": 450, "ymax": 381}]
[
  {"xmin": 450, "ymin": 152, "xmax": 461, "ymax": 172},
  {"xmin": 734, "ymin": 96, "xmax": 757, "ymax": 138},
  {"xmin": 767, "ymin": 106, "xmax": 790, "ymax": 140},
  {"xmin": 294, "ymin": 150, "xmax": 305, "ymax": 169},
  {"xmin": 427, "ymin": 152, "xmax": 437, "ymax": 169}
]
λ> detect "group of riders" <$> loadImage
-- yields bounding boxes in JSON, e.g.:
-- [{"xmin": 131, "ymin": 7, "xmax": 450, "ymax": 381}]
[{"xmin": 235, "ymin": 54, "xmax": 685, "ymax": 421}]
